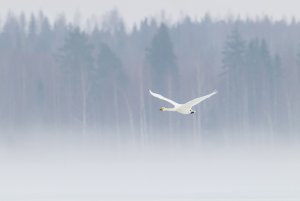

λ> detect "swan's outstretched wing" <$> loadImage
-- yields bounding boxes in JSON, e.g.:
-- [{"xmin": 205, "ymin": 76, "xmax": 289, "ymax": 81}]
[
  {"xmin": 149, "ymin": 90, "xmax": 179, "ymax": 106},
  {"xmin": 184, "ymin": 90, "xmax": 217, "ymax": 107}
]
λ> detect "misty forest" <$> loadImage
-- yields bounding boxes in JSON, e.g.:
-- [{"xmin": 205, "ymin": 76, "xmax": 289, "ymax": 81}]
[{"xmin": 1, "ymin": 11, "xmax": 300, "ymax": 145}]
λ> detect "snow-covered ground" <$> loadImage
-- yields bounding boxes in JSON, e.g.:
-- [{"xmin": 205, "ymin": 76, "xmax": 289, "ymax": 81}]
[{"xmin": 1, "ymin": 142, "xmax": 300, "ymax": 201}]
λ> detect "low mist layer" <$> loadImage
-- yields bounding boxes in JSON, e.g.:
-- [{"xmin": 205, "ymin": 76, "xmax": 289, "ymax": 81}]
[{"xmin": 1, "ymin": 135, "xmax": 300, "ymax": 201}]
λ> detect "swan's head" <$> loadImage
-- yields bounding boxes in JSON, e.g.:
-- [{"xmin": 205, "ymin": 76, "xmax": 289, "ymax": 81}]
[
  {"xmin": 190, "ymin": 109, "xmax": 196, "ymax": 114},
  {"xmin": 160, "ymin": 107, "xmax": 166, "ymax": 111}
]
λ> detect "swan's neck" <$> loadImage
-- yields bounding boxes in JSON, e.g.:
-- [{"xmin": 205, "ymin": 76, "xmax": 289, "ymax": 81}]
[{"xmin": 164, "ymin": 107, "xmax": 176, "ymax": 112}]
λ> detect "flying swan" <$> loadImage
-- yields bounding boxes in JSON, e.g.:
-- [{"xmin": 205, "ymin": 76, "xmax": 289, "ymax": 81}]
[{"xmin": 149, "ymin": 90, "xmax": 217, "ymax": 115}]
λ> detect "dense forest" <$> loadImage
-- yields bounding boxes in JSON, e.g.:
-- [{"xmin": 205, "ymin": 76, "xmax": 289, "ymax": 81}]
[{"xmin": 0, "ymin": 11, "xmax": 300, "ymax": 144}]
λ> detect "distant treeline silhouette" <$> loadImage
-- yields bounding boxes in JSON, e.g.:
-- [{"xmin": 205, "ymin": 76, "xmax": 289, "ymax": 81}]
[{"xmin": 0, "ymin": 11, "xmax": 299, "ymax": 143}]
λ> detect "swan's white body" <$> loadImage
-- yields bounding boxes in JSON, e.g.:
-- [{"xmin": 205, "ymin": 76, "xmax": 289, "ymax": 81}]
[{"xmin": 149, "ymin": 90, "xmax": 217, "ymax": 115}]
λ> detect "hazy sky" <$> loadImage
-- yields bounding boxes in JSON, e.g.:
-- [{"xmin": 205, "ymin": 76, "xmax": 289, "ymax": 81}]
[{"xmin": 1, "ymin": 0, "xmax": 300, "ymax": 28}]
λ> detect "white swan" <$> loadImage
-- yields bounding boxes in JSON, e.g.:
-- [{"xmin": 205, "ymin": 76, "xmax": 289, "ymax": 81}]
[{"xmin": 149, "ymin": 90, "xmax": 217, "ymax": 115}]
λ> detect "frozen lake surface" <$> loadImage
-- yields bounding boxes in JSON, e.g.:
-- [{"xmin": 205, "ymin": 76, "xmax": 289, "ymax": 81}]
[{"xmin": 1, "ymin": 143, "xmax": 300, "ymax": 201}]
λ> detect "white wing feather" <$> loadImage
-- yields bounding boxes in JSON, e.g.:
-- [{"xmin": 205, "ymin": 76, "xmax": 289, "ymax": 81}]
[
  {"xmin": 184, "ymin": 90, "xmax": 217, "ymax": 107},
  {"xmin": 149, "ymin": 90, "xmax": 179, "ymax": 106}
]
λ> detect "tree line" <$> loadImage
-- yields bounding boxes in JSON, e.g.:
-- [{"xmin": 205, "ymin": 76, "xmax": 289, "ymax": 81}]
[{"xmin": 0, "ymin": 11, "xmax": 300, "ymax": 143}]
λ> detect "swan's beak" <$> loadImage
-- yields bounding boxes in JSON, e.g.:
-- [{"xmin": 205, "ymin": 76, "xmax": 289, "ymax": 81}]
[
  {"xmin": 160, "ymin": 107, "xmax": 164, "ymax": 111},
  {"xmin": 191, "ymin": 111, "xmax": 195, "ymax": 114}
]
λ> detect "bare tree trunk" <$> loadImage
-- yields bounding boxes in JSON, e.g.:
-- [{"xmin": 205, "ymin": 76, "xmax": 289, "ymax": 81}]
[
  {"xmin": 139, "ymin": 83, "xmax": 147, "ymax": 146},
  {"xmin": 81, "ymin": 70, "xmax": 87, "ymax": 138},
  {"xmin": 114, "ymin": 84, "xmax": 120, "ymax": 144},
  {"xmin": 124, "ymin": 95, "xmax": 135, "ymax": 143}
]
